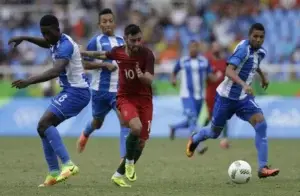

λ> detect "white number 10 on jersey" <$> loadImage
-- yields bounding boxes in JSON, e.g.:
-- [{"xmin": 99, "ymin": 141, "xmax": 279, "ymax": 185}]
[{"xmin": 124, "ymin": 69, "xmax": 135, "ymax": 79}]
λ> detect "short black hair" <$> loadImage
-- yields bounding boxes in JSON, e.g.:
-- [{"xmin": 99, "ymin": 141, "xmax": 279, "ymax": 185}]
[
  {"xmin": 124, "ymin": 24, "xmax": 141, "ymax": 36},
  {"xmin": 249, "ymin": 23, "xmax": 265, "ymax": 35},
  {"xmin": 99, "ymin": 8, "xmax": 114, "ymax": 18},
  {"xmin": 40, "ymin": 14, "xmax": 59, "ymax": 27}
]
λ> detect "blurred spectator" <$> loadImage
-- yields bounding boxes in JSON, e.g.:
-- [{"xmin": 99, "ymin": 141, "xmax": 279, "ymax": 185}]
[
  {"xmin": 1, "ymin": 0, "xmax": 300, "ymax": 94},
  {"xmin": 0, "ymin": 40, "xmax": 7, "ymax": 64}
]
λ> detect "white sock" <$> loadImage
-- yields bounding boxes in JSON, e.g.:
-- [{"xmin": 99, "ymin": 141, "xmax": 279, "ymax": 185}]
[
  {"xmin": 113, "ymin": 171, "xmax": 123, "ymax": 177},
  {"xmin": 126, "ymin": 159, "xmax": 134, "ymax": 164}
]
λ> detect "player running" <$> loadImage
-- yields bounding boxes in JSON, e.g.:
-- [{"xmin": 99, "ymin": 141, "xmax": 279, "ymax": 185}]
[
  {"xmin": 80, "ymin": 24, "xmax": 154, "ymax": 187},
  {"xmin": 205, "ymin": 41, "xmax": 230, "ymax": 149},
  {"xmin": 169, "ymin": 40, "xmax": 221, "ymax": 154},
  {"xmin": 76, "ymin": 8, "xmax": 130, "ymax": 159},
  {"xmin": 8, "ymin": 15, "xmax": 90, "ymax": 186},
  {"xmin": 186, "ymin": 23, "xmax": 280, "ymax": 178}
]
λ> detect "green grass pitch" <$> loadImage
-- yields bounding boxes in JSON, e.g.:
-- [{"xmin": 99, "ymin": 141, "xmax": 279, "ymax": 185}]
[{"xmin": 0, "ymin": 137, "xmax": 299, "ymax": 196}]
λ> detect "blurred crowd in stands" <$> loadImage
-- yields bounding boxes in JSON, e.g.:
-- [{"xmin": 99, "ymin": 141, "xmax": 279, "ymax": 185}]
[{"xmin": 1, "ymin": 0, "xmax": 300, "ymax": 80}]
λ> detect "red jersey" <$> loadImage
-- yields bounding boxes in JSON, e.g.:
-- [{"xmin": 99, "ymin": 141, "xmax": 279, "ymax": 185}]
[
  {"xmin": 205, "ymin": 53, "xmax": 227, "ymax": 95},
  {"xmin": 106, "ymin": 46, "xmax": 155, "ymax": 97}
]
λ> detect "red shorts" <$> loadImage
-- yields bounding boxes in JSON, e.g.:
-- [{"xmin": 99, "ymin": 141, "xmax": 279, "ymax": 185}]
[
  {"xmin": 117, "ymin": 95, "xmax": 153, "ymax": 140},
  {"xmin": 206, "ymin": 92, "xmax": 216, "ymax": 120}
]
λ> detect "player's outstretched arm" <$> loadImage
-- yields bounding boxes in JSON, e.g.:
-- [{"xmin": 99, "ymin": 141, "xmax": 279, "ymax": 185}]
[
  {"xmin": 28, "ymin": 59, "xmax": 68, "ymax": 84},
  {"xmin": 256, "ymin": 67, "xmax": 269, "ymax": 90},
  {"xmin": 8, "ymin": 36, "xmax": 50, "ymax": 48},
  {"xmin": 80, "ymin": 50, "xmax": 108, "ymax": 60},
  {"xmin": 12, "ymin": 59, "xmax": 68, "ymax": 89},
  {"xmin": 82, "ymin": 61, "xmax": 117, "ymax": 71}
]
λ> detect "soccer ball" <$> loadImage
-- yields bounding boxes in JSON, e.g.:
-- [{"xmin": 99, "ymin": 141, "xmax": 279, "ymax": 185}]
[{"xmin": 228, "ymin": 160, "xmax": 252, "ymax": 184}]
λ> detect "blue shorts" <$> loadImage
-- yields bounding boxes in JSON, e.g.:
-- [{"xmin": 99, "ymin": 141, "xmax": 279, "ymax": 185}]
[
  {"xmin": 92, "ymin": 90, "xmax": 117, "ymax": 119},
  {"xmin": 212, "ymin": 93, "xmax": 263, "ymax": 128},
  {"xmin": 181, "ymin": 97, "xmax": 203, "ymax": 118},
  {"xmin": 48, "ymin": 87, "xmax": 91, "ymax": 120}
]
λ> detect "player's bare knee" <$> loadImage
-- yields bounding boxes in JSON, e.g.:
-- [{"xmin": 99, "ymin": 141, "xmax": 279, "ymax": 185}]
[
  {"xmin": 249, "ymin": 113, "xmax": 265, "ymax": 127},
  {"xmin": 139, "ymin": 139, "xmax": 146, "ymax": 149},
  {"xmin": 37, "ymin": 120, "xmax": 50, "ymax": 137},
  {"xmin": 211, "ymin": 125, "xmax": 223, "ymax": 139},
  {"xmin": 129, "ymin": 118, "xmax": 142, "ymax": 136},
  {"xmin": 92, "ymin": 118, "xmax": 104, "ymax": 129},
  {"xmin": 131, "ymin": 124, "xmax": 142, "ymax": 136}
]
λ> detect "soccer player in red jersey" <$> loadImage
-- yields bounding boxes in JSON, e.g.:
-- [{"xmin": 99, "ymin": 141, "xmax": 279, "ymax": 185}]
[
  {"xmin": 80, "ymin": 24, "xmax": 154, "ymax": 188},
  {"xmin": 205, "ymin": 41, "xmax": 230, "ymax": 149}
]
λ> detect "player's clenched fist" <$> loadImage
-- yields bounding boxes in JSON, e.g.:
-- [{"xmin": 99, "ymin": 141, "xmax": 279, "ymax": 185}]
[
  {"xmin": 135, "ymin": 64, "xmax": 143, "ymax": 78},
  {"xmin": 242, "ymin": 84, "xmax": 253, "ymax": 95}
]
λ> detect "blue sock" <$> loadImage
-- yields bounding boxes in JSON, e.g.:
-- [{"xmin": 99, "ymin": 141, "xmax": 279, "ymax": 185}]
[
  {"xmin": 45, "ymin": 126, "xmax": 71, "ymax": 164},
  {"xmin": 192, "ymin": 126, "xmax": 221, "ymax": 144},
  {"xmin": 187, "ymin": 116, "xmax": 197, "ymax": 133},
  {"xmin": 120, "ymin": 126, "xmax": 130, "ymax": 158},
  {"xmin": 170, "ymin": 119, "xmax": 189, "ymax": 131},
  {"xmin": 254, "ymin": 121, "xmax": 268, "ymax": 170},
  {"xmin": 41, "ymin": 138, "xmax": 60, "ymax": 172},
  {"xmin": 83, "ymin": 121, "xmax": 95, "ymax": 137}
]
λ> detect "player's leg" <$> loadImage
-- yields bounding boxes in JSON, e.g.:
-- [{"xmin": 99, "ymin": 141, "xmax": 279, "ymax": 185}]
[
  {"xmin": 116, "ymin": 112, "xmax": 130, "ymax": 161},
  {"xmin": 187, "ymin": 98, "xmax": 202, "ymax": 132},
  {"xmin": 110, "ymin": 95, "xmax": 130, "ymax": 160},
  {"xmin": 38, "ymin": 89, "xmax": 87, "ymax": 186},
  {"xmin": 236, "ymin": 97, "xmax": 279, "ymax": 178},
  {"xmin": 204, "ymin": 95, "xmax": 214, "ymax": 126},
  {"xmin": 37, "ymin": 110, "xmax": 62, "ymax": 187},
  {"xmin": 111, "ymin": 117, "xmax": 140, "ymax": 188},
  {"xmin": 77, "ymin": 91, "xmax": 109, "ymax": 153},
  {"xmin": 219, "ymin": 121, "xmax": 230, "ymax": 149},
  {"xmin": 111, "ymin": 97, "xmax": 140, "ymax": 187},
  {"xmin": 119, "ymin": 125, "xmax": 130, "ymax": 160},
  {"xmin": 207, "ymin": 94, "xmax": 230, "ymax": 149},
  {"xmin": 113, "ymin": 97, "xmax": 152, "ymax": 184},
  {"xmin": 186, "ymin": 94, "xmax": 235, "ymax": 157},
  {"xmin": 114, "ymin": 139, "xmax": 145, "ymax": 184},
  {"xmin": 50, "ymin": 89, "xmax": 90, "ymax": 183},
  {"xmin": 169, "ymin": 98, "xmax": 191, "ymax": 140},
  {"xmin": 126, "ymin": 99, "xmax": 152, "ymax": 181},
  {"xmin": 124, "ymin": 116, "xmax": 142, "ymax": 177},
  {"xmin": 77, "ymin": 117, "xmax": 105, "ymax": 153},
  {"xmin": 112, "ymin": 109, "xmax": 140, "ymax": 186},
  {"xmin": 191, "ymin": 98, "xmax": 208, "ymax": 155}
]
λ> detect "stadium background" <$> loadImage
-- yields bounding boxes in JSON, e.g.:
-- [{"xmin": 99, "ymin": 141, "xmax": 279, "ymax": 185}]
[
  {"xmin": 1, "ymin": 1, "xmax": 300, "ymax": 195},
  {"xmin": 1, "ymin": 0, "xmax": 300, "ymax": 138}
]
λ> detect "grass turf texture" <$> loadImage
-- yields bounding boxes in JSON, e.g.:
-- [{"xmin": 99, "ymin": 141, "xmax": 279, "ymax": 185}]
[{"xmin": 0, "ymin": 138, "xmax": 298, "ymax": 196}]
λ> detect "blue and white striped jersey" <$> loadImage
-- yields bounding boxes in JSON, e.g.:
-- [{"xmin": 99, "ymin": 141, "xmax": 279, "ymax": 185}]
[
  {"xmin": 217, "ymin": 40, "xmax": 266, "ymax": 100},
  {"xmin": 174, "ymin": 55, "xmax": 212, "ymax": 100},
  {"xmin": 84, "ymin": 34, "xmax": 124, "ymax": 92},
  {"xmin": 50, "ymin": 34, "xmax": 89, "ymax": 89}
]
